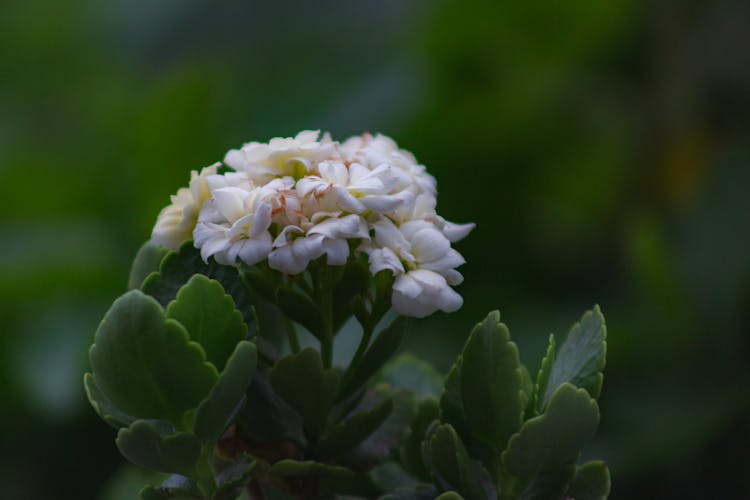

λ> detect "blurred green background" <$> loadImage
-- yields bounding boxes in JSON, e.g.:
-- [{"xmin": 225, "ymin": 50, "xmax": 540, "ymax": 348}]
[{"xmin": 2, "ymin": 0, "xmax": 749, "ymax": 498}]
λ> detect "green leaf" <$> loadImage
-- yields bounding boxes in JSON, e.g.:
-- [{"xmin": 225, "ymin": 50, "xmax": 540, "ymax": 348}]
[
  {"xmin": 439, "ymin": 358, "xmax": 468, "ymax": 438},
  {"xmin": 194, "ymin": 341, "xmax": 257, "ymax": 441},
  {"xmin": 139, "ymin": 474, "xmax": 202, "ymax": 500},
  {"xmin": 426, "ymin": 424, "xmax": 496, "ymax": 499},
  {"xmin": 542, "ymin": 306, "xmax": 606, "ymax": 408},
  {"xmin": 565, "ymin": 461, "xmax": 611, "ymax": 500},
  {"xmin": 534, "ymin": 335, "xmax": 556, "ymax": 414},
  {"xmin": 332, "ymin": 259, "xmax": 370, "ymax": 331},
  {"xmin": 166, "ymin": 274, "xmax": 248, "ymax": 370},
  {"xmin": 316, "ymin": 397, "xmax": 393, "ymax": 459},
  {"xmin": 519, "ymin": 364, "xmax": 534, "ymax": 418},
  {"xmin": 116, "ymin": 420, "xmax": 201, "ymax": 475},
  {"xmin": 460, "ymin": 311, "xmax": 523, "ymax": 453},
  {"xmin": 238, "ymin": 370, "xmax": 306, "ymax": 445},
  {"xmin": 275, "ymin": 286, "xmax": 322, "ymax": 339},
  {"xmin": 344, "ymin": 385, "xmax": 417, "ymax": 467},
  {"xmin": 269, "ymin": 348, "xmax": 340, "ymax": 441},
  {"xmin": 141, "ymin": 243, "xmax": 254, "ymax": 327},
  {"xmin": 340, "ymin": 317, "xmax": 408, "ymax": 400},
  {"xmin": 503, "ymin": 384, "xmax": 600, "ymax": 491},
  {"xmin": 214, "ymin": 456, "xmax": 257, "ymax": 500},
  {"xmin": 89, "ymin": 290, "xmax": 218, "ymax": 423},
  {"xmin": 270, "ymin": 459, "xmax": 352, "ymax": 478},
  {"xmin": 84, "ymin": 372, "xmax": 136, "ymax": 428},
  {"xmin": 380, "ymin": 353, "xmax": 443, "ymax": 400},
  {"xmin": 129, "ymin": 242, "xmax": 168, "ymax": 290},
  {"xmin": 400, "ymin": 397, "xmax": 440, "ymax": 480},
  {"xmin": 435, "ymin": 493, "xmax": 464, "ymax": 500}
]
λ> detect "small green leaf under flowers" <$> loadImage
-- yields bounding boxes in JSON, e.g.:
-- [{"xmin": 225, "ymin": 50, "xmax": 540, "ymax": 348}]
[
  {"xmin": 129, "ymin": 241, "xmax": 168, "ymax": 290},
  {"xmin": 460, "ymin": 311, "xmax": 523, "ymax": 454},
  {"xmin": 269, "ymin": 348, "xmax": 340, "ymax": 442},
  {"xmin": 503, "ymin": 384, "xmax": 600, "ymax": 495},
  {"xmin": 89, "ymin": 290, "xmax": 218, "ymax": 424},
  {"xmin": 542, "ymin": 306, "xmax": 606, "ymax": 408},
  {"xmin": 116, "ymin": 420, "xmax": 202, "ymax": 475},
  {"xmin": 565, "ymin": 461, "xmax": 611, "ymax": 500},
  {"xmin": 166, "ymin": 274, "xmax": 248, "ymax": 370},
  {"xmin": 193, "ymin": 340, "xmax": 257, "ymax": 441}
]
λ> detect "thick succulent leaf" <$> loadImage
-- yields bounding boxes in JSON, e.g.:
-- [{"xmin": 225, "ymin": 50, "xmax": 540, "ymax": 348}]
[
  {"xmin": 460, "ymin": 311, "xmax": 523, "ymax": 453},
  {"xmin": 400, "ymin": 397, "xmax": 440, "ymax": 480},
  {"xmin": 542, "ymin": 306, "xmax": 606, "ymax": 408},
  {"xmin": 116, "ymin": 420, "xmax": 202, "ymax": 475},
  {"xmin": 139, "ymin": 474, "xmax": 202, "ymax": 500},
  {"xmin": 84, "ymin": 372, "xmax": 136, "ymax": 428},
  {"xmin": 166, "ymin": 275, "xmax": 248, "ymax": 370},
  {"xmin": 380, "ymin": 353, "xmax": 443, "ymax": 400},
  {"xmin": 270, "ymin": 459, "xmax": 352, "ymax": 478},
  {"xmin": 344, "ymin": 385, "xmax": 417, "ymax": 468},
  {"xmin": 129, "ymin": 242, "xmax": 169, "ymax": 290},
  {"xmin": 275, "ymin": 286, "xmax": 322, "ymax": 339},
  {"xmin": 238, "ymin": 370, "xmax": 306, "ymax": 445},
  {"xmin": 141, "ymin": 243, "xmax": 254, "ymax": 327},
  {"xmin": 565, "ymin": 461, "xmax": 611, "ymax": 500},
  {"xmin": 517, "ymin": 464, "xmax": 576, "ymax": 500},
  {"xmin": 194, "ymin": 341, "xmax": 257, "ymax": 441},
  {"xmin": 534, "ymin": 335, "xmax": 556, "ymax": 414},
  {"xmin": 519, "ymin": 364, "xmax": 534, "ymax": 418},
  {"xmin": 89, "ymin": 290, "xmax": 218, "ymax": 423},
  {"xmin": 214, "ymin": 456, "xmax": 257, "ymax": 500},
  {"xmin": 340, "ymin": 317, "xmax": 408, "ymax": 401},
  {"xmin": 426, "ymin": 424, "xmax": 497, "ymax": 500},
  {"xmin": 439, "ymin": 358, "xmax": 468, "ymax": 438},
  {"xmin": 269, "ymin": 348, "xmax": 340, "ymax": 441},
  {"xmin": 315, "ymin": 397, "xmax": 393, "ymax": 459},
  {"xmin": 435, "ymin": 493, "xmax": 464, "ymax": 500},
  {"xmin": 503, "ymin": 384, "xmax": 600, "ymax": 481}
]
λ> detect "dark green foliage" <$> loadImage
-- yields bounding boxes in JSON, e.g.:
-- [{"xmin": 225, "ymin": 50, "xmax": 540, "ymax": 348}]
[{"xmin": 115, "ymin": 420, "xmax": 202, "ymax": 475}]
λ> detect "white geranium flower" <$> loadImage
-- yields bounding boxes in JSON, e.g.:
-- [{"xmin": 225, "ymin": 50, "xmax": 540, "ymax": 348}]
[
  {"xmin": 296, "ymin": 161, "xmax": 413, "ymax": 215},
  {"xmin": 224, "ymin": 130, "xmax": 336, "ymax": 184},
  {"xmin": 268, "ymin": 214, "xmax": 369, "ymax": 274},
  {"xmin": 363, "ymin": 218, "xmax": 467, "ymax": 317},
  {"xmin": 151, "ymin": 163, "xmax": 219, "ymax": 250},
  {"xmin": 194, "ymin": 183, "xmax": 282, "ymax": 266}
]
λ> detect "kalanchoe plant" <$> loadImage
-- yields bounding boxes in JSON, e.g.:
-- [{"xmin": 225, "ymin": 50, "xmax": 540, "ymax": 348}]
[{"xmin": 85, "ymin": 131, "xmax": 610, "ymax": 499}]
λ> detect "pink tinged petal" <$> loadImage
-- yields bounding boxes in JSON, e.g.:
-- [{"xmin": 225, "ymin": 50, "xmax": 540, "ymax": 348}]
[
  {"xmin": 249, "ymin": 201, "xmax": 273, "ymax": 238},
  {"xmin": 442, "ymin": 221, "xmax": 476, "ymax": 242}
]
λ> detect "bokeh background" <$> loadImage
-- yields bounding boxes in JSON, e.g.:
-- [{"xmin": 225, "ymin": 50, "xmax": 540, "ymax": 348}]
[{"xmin": 2, "ymin": 0, "xmax": 749, "ymax": 498}]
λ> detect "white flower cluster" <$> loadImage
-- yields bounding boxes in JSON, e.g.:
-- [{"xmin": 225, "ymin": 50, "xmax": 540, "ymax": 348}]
[{"xmin": 151, "ymin": 131, "xmax": 474, "ymax": 318}]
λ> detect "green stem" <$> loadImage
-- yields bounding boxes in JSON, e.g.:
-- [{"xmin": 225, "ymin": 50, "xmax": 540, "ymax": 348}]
[
  {"xmin": 283, "ymin": 317, "xmax": 300, "ymax": 354},
  {"xmin": 193, "ymin": 445, "xmax": 217, "ymax": 498},
  {"xmin": 320, "ymin": 285, "xmax": 333, "ymax": 369},
  {"xmin": 348, "ymin": 319, "xmax": 374, "ymax": 375}
]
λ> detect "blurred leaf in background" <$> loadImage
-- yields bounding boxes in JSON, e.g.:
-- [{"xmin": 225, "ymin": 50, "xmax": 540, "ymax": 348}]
[{"xmin": 1, "ymin": 0, "xmax": 749, "ymax": 498}]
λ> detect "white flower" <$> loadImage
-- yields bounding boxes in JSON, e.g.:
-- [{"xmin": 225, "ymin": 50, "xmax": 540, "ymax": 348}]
[
  {"xmin": 194, "ymin": 182, "xmax": 284, "ymax": 266},
  {"xmin": 363, "ymin": 218, "xmax": 467, "ymax": 317},
  {"xmin": 224, "ymin": 130, "xmax": 336, "ymax": 184},
  {"xmin": 151, "ymin": 163, "xmax": 219, "ymax": 250},
  {"xmin": 340, "ymin": 133, "xmax": 437, "ymax": 197},
  {"xmin": 392, "ymin": 269, "xmax": 463, "ymax": 318},
  {"xmin": 268, "ymin": 214, "xmax": 369, "ymax": 274},
  {"xmin": 296, "ymin": 161, "xmax": 413, "ymax": 215},
  {"xmin": 390, "ymin": 193, "xmax": 475, "ymax": 243}
]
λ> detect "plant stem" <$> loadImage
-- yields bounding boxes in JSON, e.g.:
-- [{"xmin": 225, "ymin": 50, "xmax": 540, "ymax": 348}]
[
  {"xmin": 317, "ymin": 265, "xmax": 334, "ymax": 369},
  {"xmin": 283, "ymin": 317, "xmax": 300, "ymax": 354}
]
